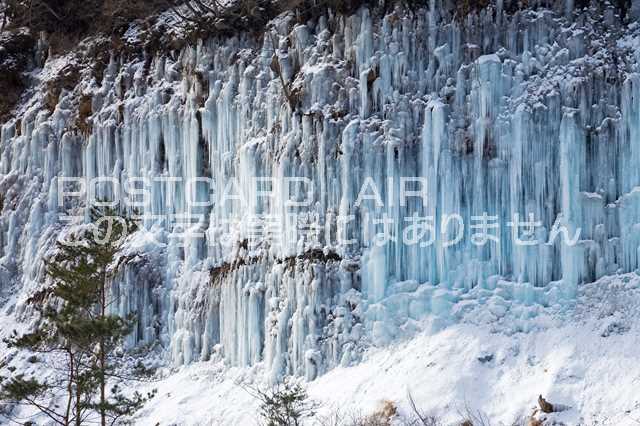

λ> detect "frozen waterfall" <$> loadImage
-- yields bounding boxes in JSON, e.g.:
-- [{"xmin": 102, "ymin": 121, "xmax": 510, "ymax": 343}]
[{"xmin": 1, "ymin": 0, "xmax": 640, "ymax": 382}]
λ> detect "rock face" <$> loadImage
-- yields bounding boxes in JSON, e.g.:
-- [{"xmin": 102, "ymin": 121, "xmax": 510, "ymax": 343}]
[
  {"xmin": 538, "ymin": 395, "xmax": 554, "ymax": 413},
  {"xmin": 0, "ymin": 30, "xmax": 36, "ymax": 119},
  {"xmin": 1, "ymin": 0, "xmax": 640, "ymax": 381}
]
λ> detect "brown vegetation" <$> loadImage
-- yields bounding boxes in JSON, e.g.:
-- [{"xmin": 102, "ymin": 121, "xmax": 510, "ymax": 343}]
[
  {"xmin": 354, "ymin": 400, "xmax": 398, "ymax": 426},
  {"xmin": 454, "ymin": 0, "xmax": 491, "ymax": 18},
  {"xmin": 2, "ymin": 0, "xmax": 169, "ymax": 36},
  {"xmin": 76, "ymin": 94, "xmax": 92, "ymax": 135}
]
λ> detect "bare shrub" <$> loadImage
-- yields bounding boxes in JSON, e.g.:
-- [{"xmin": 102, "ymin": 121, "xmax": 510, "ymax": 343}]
[
  {"xmin": 404, "ymin": 391, "xmax": 440, "ymax": 426},
  {"xmin": 456, "ymin": 402, "xmax": 492, "ymax": 426},
  {"xmin": 3, "ymin": 0, "xmax": 169, "ymax": 35}
]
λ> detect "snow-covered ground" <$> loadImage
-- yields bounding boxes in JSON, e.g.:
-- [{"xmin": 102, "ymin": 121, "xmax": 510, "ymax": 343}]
[{"xmin": 129, "ymin": 272, "xmax": 640, "ymax": 426}]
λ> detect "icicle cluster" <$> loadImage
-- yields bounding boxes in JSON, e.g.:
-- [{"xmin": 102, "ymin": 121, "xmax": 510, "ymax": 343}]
[{"xmin": 1, "ymin": 0, "xmax": 640, "ymax": 381}]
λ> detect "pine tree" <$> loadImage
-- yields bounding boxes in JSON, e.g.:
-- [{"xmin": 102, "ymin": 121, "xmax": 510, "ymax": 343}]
[
  {"xmin": 244, "ymin": 380, "xmax": 317, "ymax": 426},
  {"xmin": 0, "ymin": 207, "xmax": 155, "ymax": 425},
  {"xmin": 1, "ymin": 270, "xmax": 97, "ymax": 426}
]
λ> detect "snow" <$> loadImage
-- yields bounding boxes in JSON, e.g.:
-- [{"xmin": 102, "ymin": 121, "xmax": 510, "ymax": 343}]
[{"xmin": 131, "ymin": 273, "xmax": 640, "ymax": 425}]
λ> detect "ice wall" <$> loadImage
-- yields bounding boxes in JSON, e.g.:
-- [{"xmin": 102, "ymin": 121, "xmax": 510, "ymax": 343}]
[{"xmin": 1, "ymin": 0, "xmax": 640, "ymax": 381}]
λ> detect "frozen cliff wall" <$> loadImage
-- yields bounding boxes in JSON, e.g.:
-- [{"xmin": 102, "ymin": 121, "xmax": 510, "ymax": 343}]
[{"xmin": 1, "ymin": 0, "xmax": 640, "ymax": 382}]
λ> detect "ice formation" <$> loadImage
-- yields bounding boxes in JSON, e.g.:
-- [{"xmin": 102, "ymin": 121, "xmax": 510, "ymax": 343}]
[{"xmin": 1, "ymin": 0, "xmax": 640, "ymax": 382}]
